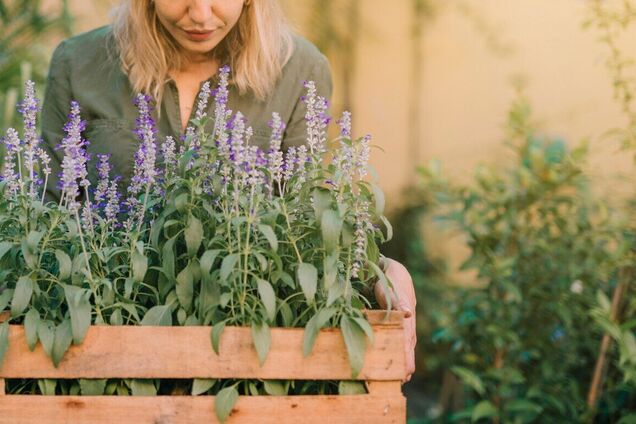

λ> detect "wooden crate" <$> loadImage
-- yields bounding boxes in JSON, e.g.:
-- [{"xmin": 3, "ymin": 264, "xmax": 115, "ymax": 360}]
[{"xmin": 0, "ymin": 310, "xmax": 406, "ymax": 423}]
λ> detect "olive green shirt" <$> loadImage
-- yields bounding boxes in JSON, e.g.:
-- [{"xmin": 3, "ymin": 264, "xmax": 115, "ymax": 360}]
[{"xmin": 41, "ymin": 25, "xmax": 333, "ymax": 202}]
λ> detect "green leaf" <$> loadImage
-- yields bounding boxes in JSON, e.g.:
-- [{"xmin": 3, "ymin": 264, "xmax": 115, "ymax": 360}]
[
  {"xmin": 24, "ymin": 308, "xmax": 40, "ymax": 351},
  {"xmin": 215, "ymin": 386, "xmax": 239, "ymax": 423},
  {"xmin": 220, "ymin": 253, "xmax": 239, "ymax": 282},
  {"xmin": 297, "ymin": 263, "xmax": 318, "ymax": 304},
  {"xmin": 321, "ymin": 209, "xmax": 343, "ymax": 253},
  {"xmin": 176, "ymin": 264, "xmax": 194, "ymax": 312},
  {"xmin": 37, "ymin": 320, "xmax": 55, "ymax": 358},
  {"xmin": 192, "ymin": 379, "xmax": 216, "ymax": 395},
  {"xmin": 79, "ymin": 379, "xmax": 107, "ymax": 396},
  {"xmin": 141, "ymin": 305, "xmax": 172, "ymax": 326},
  {"xmin": 131, "ymin": 249, "xmax": 148, "ymax": 283},
  {"xmin": 367, "ymin": 261, "xmax": 392, "ymax": 311},
  {"xmin": 451, "ymin": 366, "xmax": 485, "ymax": 396},
  {"xmin": 380, "ymin": 215, "xmax": 393, "ymax": 242},
  {"xmin": 264, "ymin": 380, "xmax": 287, "ymax": 396},
  {"xmin": 211, "ymin": 320, "xmax": 227, "ymax": 355},
  {"xmin": 597, "ymin": 290, "xmax": 611, "ymax": 313},
  {"xmin": 251, "ymin": 321, "xmax": 271, "ymax": 366},
  {"xmin": 52, "ymin": 319, "xmax": 73, "ymax": 367},
  {"xmin": 110, "ymin": 309, "xmax": 123, "ymax": 326},
  {"xmin": 257, "ymin": 279, "xmax": 276, "ymax": 322},
  {"xmin": 340, "ymin": 315, "xmax": 367, "ymax": 378},
  {"xmin": 258, "ymin": 224, "xmax": 278, "ymax": 252},
  {"xmin": 371, "ymin": 184, "xmax": 385, "ymax": 215},
  {"xmin": 323, "ymin": 252, "xmax": 338, "ymax": 290},
  {"xmin": 200, "ymin": 249, "xmax": 222, "ymax": 276},
  {"xmin": 131, "ymin": 379, "xmax": 157, "ymax": 396},
  {"xmin": 471, "ymin": 400, "xmax": 498, "ymax": 422},
  {"xmin": 338, "ymin": 381, "xmax": 367, "ymax": 395},
  {"xmin": 351, "ymin": 316, "xmax": 375, "ymax": 345},
  {"xmin": 175, "ymin": 192, "xmax": 189, "ymax": 212},
  {"xmin": 504, "ymin": 399, "xmax": 543, "ymax": 415},
  {"xmin": 0, "ymin": 321, "xmax": 9, "ymax": 369},
  {"xmin": 11, "ymin": 276, "xmax": 34, "ymax": 317},
  {"xmin": 162, "ymin": 235, "xmax": 178, "ymax": 282},
  {"xmin": 55, "ymin": 250, "xmax": 72, "ymax": 281},
  {"xmin": 0, "ymin": 242, "xmax": 13, "ymax": 262},
  {"xmin": 185, "ymin": 215, "xmax": 204, "ymax": 257},
  {"xmin": 38, "ymin": 379, "xmax": 57, "ymax": 395},
  {"xmin": 312, "ymin": 188, "xmax": 332, "ymax": 222},
  {"xmin": 0, "ymin": 289, "xmax": 14, "ymax": 312},
  {"xmin": 303, "ymin": 307, "xmax": 336, "ymax": 357},
  {"xmin": 63, "ymin": 285, "xmax": 92, "ymax": 344}
]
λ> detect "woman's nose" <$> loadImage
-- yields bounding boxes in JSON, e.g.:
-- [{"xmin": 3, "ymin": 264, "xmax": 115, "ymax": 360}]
[{"xmin": 188, "ymin": 0, "xmax": 214, "ymax": 24}]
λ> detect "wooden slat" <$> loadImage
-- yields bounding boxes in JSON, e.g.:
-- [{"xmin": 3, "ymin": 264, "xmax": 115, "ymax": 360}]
[
  {"xmin": 1, "ymin": 312, "xmax": 405, "ymax": 380},
  {"xmin": 366, "ymin": 381, "xmax": 402, "ymax": 396},
  {"xmin": 0, "ymin": 394, "xmax": 406, "ymax": 423},
  {"xmin": 0, "ymin": 378, "xmax": 4, "ymax": 396}
]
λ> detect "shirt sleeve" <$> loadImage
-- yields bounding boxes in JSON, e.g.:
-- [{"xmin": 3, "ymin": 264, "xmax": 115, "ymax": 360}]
[
  {"xmin": 41, "ymin": 40, "xmax": 72, "ymax": 203},
  {"xmin": 281, "ymin": 53, "xmax": 334, "ymax": 150}
]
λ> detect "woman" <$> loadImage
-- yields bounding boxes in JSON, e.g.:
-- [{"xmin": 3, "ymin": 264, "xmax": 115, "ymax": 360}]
[{"xmin": 41, "ymin": 0, "xmax": 416, "ymax": 380}]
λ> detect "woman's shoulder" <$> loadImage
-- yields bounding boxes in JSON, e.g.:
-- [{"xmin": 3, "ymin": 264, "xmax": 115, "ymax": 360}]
[
  {"xmin": 284, "ymin": 33, "xmax": 330, "ymax": 78},
  {"xmin": 52, "ymin": 25, "xmax": 117, "ymax": 70}
]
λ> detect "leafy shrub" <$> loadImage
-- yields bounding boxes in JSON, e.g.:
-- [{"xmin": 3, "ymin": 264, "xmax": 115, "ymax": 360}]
[{"xmin": 420, "ymin": 94, "xmax": 633, "ymax": 422}]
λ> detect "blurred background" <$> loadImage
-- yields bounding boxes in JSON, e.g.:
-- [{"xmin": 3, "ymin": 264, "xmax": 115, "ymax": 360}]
[{"xmin": 3, "ymin": 0, "xmax": 636, "ymax": 422}]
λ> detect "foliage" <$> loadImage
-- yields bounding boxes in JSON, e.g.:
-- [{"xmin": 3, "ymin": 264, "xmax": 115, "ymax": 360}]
[
  {"xmin": 419, "ymin": 94, "xmax": 634, "ymax": 422},
  {"xmin": 0, "ymin": 70, "xmax": 393, "ymax": 421},
  {"xmin": 0, "ymin": 0, "xmax": 72, "ymax": 129}
]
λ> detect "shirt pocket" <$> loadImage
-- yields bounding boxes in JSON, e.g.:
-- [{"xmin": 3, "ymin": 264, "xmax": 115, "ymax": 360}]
[{"xmin": 84, "ymin": 118, "xmax": 137, "ymax": 190}]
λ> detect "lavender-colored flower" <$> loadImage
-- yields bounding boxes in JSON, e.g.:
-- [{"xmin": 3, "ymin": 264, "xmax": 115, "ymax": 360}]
[
  {"xmin": 356, "ymin": 134, "xmax": 371, "ymax": 179},
  {"xmin": 282, "ymin": 146, "xmax": 297, "ymax": 182},
  {"xmin": 245, "ymin": 145, "xmax": 264, "ymax": 187},
  {"xmin": 213, "ymin": 65, "xmax": 231, "ymax": 139},
  {"xmin": 128, "ymin": 94, "xmax": 158, "ymax": 197},
  {"xmin": 93, "ymin": 154, "xmax": 111, "ymax": 206},
  {"xmin": 184, "ymin": 125, "xmax": 199, "ymax": 151},
  {"xmin": 104, "ymin": 177, "xmax": 121, "ymax": 224},
  {"xmin": 337, "ymin": 111, "xmax": 352, "ymax": 138},
  {"xmin": 2, "ymin": 128, "xmax": 22, "ymax": 197},
  {"xmin": 160, "ymin": 135, "xmax": 177, "ymax": 177},
  {"xmin": 351, "ymin": 199, "xmax": 371, "ymax": 279},
  {"xmin": 195, "ymin": 81, "xmax": 212, "ymax": 120},
  {"xmin": 19, "ymin": 81, "xmax": 41, "ymax": 198},
  {"xmin": 57, "ymin": 101, "xmax": 90, "ymax": 212},
  {"xmin": 228, "ymin": 112, "xmax": 247, "ymax": 167},
  {"xmin": 267, "ymin": 113, "xmax": 286, "ymax": 185},
  {"xmin": 303, "ymin": 80, "xmax": 330, "ymax": 159}
]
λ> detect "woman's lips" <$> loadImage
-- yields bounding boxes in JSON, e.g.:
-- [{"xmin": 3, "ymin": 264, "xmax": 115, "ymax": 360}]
[{"xmin": 183, "ymin": 29, "xmax": 217, "ymax": 41}]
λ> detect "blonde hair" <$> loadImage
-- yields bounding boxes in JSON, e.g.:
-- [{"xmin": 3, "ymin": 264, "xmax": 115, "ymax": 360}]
[{"xmin": 110, "ymin": 0, "xmax": 294, "ymax": 107}]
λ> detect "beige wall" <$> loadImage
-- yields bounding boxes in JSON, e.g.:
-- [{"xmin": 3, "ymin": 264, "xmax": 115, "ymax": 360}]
[{"xmin": 57, "ymin": 0, "xmax": 636, "ymax": 206}]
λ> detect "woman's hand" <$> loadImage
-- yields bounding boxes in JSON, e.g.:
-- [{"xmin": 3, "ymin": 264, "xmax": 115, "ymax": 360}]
[{"xmin": 374, "ymin": 256, "xmax": 417, "ymax": 382}]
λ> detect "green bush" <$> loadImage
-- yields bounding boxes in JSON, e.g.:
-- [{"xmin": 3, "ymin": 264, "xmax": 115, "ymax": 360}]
[{"xmin": 419, "ymin": 94, "xmax": 634, "ymax": 422}]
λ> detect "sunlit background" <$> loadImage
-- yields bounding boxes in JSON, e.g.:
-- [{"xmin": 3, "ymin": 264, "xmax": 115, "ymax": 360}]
[{"xmin": 3, "ymin": 0, "xmax": 636, "ymax": 421}]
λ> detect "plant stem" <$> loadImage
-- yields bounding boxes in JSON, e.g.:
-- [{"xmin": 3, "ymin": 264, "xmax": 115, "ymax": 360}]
[
  {"xmin": 586, "ymin": 267, "xmax": 629, "ymax": 419},
  {"xmin": 75, "ymin": 211, "xmax": 104, "ymax": 323}
]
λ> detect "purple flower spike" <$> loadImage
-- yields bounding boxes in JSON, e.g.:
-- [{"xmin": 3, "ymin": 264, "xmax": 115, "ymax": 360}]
[
  {"xmin": 337, "ymin": 111, "xmax": 352, "ymax": 139},
  {"xmin": 58, "ymin": 101, "xmax": 90, "ymax": 212},
  {"xmin": 19, "ymin": 81, "xmax": 42, "ymax": 199},
  {"xmin": 267, "ymin": 113, "xmax": 285, "ymax": 184},
  {"xmin": 303, "ymin": 80, "xmax": 330, "ymax": 158},
  {"xmin": 195, "ymin": 81, "xmax": 212, "ymax": 121},
  {"xmin": 94, "ymin": 154, "xmax": 111, "ymax": 206},
  {"xmin": 2, "ymin": 128, "xmax": 22, "ymax": 197},
  {"xmin": 213, "ymin": 65, "xmax": 231, "ymax": 139},
  {"xmin": 129, "ymin": 93, "xmax": 158, "ymax": 197}
]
